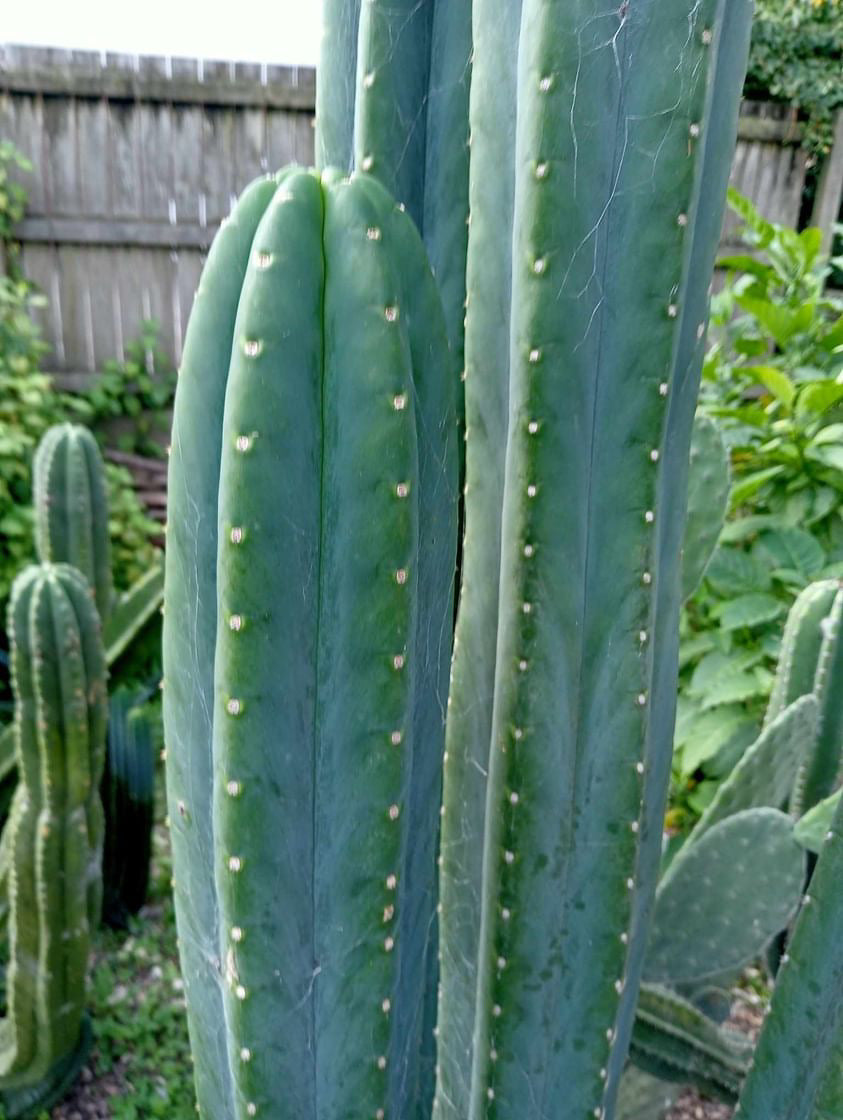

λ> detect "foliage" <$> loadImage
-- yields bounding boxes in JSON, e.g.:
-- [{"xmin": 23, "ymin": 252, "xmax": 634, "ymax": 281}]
[
  {"xmin": 746, "ymin": 0, "xmax": 843, "ymax": 154},
  {"xmin": 0, "ymin": 142, "xmax": 30, "ymax": 278},
  {"xmin": 671, "ymin": 191, "xmax": 843, "ymax": 825},
  {"xmin": 84, "ymin": 323, "xmax": 176, "ymax": 460},
  {"xmin": 0, "ymin": 276, "xmax": 83, "ymax": 608}
]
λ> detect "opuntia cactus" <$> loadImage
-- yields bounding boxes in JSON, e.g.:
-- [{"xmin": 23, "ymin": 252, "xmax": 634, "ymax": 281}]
[
  {"xmin": 33, "ymin": 423, "xmax": 113, "ymax": 623},
  {"xmin": 681, "ymin": 414, "xmax": 731, "ymax": 602},
  {"xmin": 735, "ymin": 792, "xmax": 843, "ymax": 1120},
  {"xmin": 0, "ymin": 563, "xmax": 106, "ymax": 1115},
  {"xmin": 163, "ymin": 167, "xmax": 457, "ymax": 1120}
]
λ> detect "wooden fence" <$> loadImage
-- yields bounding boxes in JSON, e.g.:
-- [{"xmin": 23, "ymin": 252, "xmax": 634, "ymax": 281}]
[
  {"xmin": 1, "ymin": 46, "xmax": 842, "ymax": 385},
  {"xmin": 0, "ymin": 44, "xmax": 315, "ymax": 386}
]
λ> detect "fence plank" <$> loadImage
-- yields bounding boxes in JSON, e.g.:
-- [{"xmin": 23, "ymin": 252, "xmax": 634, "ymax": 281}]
[{"xmin": 3, "ymin": 48, "xmax": 839, "ymax": 383}]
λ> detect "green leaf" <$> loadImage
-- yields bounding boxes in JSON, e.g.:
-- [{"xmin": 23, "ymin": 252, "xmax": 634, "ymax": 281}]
[
  {"xmin": 705, "ymin": 546, "xmax": 773, "ymax": 596},
  {"xmin": 741, "ymin": 364, "xmax": 795, "ymax": 408},
  {"xmin": 806, "ymin": 444, "xmax": 843, "ymax": 474},
  {"xmin": 720, "ymin": 515, "xmax": 785, "ymax": 543},
  {"xmin": 758, "ymin": 527, "xmax": 826, "ymax": 579},
  {"xmin": 729, "ymin": 466, "xmax": 786, "ymax": 509},
  {"xmin": 714, "ymin": 593, "xmax": 786, "ymax": 631},
  {"xmin": 677, "ymin": 706, "xmax": 759, "ymax": 776},
  {"xmin": 735, "ymin": 294, "xmax": 814, "ymax": 348},
  {"xmin": 797, "ymin": 380, "xmax": 843, "ymax": 416},
  {"xmin": 793, "ymin": 790, "xmax": 841, "ymax": 855}
]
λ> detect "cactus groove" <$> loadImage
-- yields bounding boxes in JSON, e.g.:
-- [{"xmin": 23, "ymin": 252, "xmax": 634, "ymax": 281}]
[{"xmin": 164, "ymin": 168, "xmax": 457, "ymax": 1120}]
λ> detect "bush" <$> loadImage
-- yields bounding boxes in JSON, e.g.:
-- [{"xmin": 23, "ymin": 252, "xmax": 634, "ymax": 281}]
[
  {"xmin": 746, "ymin": 0, "xmax": 843, "ymax": 154},
  {"xmin": 670, "ymin": 192, "xmax": 843, "ymax": 825}
]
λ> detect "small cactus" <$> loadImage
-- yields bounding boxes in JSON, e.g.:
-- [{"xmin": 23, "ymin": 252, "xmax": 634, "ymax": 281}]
[
  {"xmin": 33, "ymin": 423, "xmax": 113, "ymax": 623},
  {"xmin": 0, "ymin": 564, "xmax": 106, "ymax": 1114}
]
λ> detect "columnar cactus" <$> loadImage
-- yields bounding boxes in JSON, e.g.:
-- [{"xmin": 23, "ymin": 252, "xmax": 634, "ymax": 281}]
[
  {"xmin": 163, "ymin": 168, "xmax": 457, "ymax": 1120},
  {"xmin": 435, "ymin": 3, "xmax": 752, "ymax": 1118},
  {"xmin": 317, "ymin": 0, "xmax": 472, "ymax": 373},
  {"xmin": 33, "ymin": 423, "xmax": 113, "ymax": 623},
  {"xmin": 0, "ymin": 564, "xmax": 106, "ymax": 1114}
]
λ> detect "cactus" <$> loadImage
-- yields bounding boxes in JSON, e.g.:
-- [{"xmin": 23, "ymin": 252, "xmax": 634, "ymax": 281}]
[
  {"xmin": 629, "ymin": 984, "xmax": 752, "ymax": 1103},
  {"xmin": 690, "ymin": 694, "xmax": 818, "ymax": 843},
  {"xmin": 316, "ymin": 0, "xmax": 472, "ymax": 374},
  {"xmin": 764, "ymin": 579, "xmax": 839, "ymax": 728},
  {"xmin": 644, "ymin": 809, "xmax": 805, "ymax": 987},
  {"xmin": 163, "ymin": 167, "xmax": 457, "ymax": 1120},
  {"xmin": 794, "ymin": 788, "xmax": 841, "ymax": 854},
  {"xmin": 0, "ymin": 561, "xmax": 163, "ymax": 793},
  {"xmin": 101, "ymin": 691, "xmax": 155, "ymax": 927},
  {"xmin": 616, "ymin": 1068, "xmax": 680, "ymax": 1120},
  {"xmin": 33, "ymin": 423, "xmax": 113, "ymax": 623},
  {"xmin": 735, "ymin": 793, "xmax": 843, "ymax": 1120},
  {"xmin": 791, "ymin": 583, "xmax": 843, "ymax": 818},
  {"xmin": 0, "ymin": 563, "xmax": 106, "ymax": 1114},
  {"xmin": 681, "ymin": 414, "xmax": 731, "ymax": 602},
  {"xmin": 435, "ymin": 3, "xmax": 752, "ymax": 1118}
]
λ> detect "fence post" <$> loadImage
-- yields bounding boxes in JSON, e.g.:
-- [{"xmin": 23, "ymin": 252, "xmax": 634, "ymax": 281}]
[{"xmin": 811, "ymin": 109, "xmax": 843, "ymax": 258}]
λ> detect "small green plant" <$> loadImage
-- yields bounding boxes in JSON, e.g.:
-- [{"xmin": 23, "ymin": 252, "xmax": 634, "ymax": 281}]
[
  {"xmin": 84, "ymin": 322, "xmax": 176, "ymax": 461},
  {"xmin": 671, "ymin": 192, "xmax": 843, "ymax": 823},
  {"xmin": 746, "ymin": 0, "xmax": 843, "ymax": 155}
]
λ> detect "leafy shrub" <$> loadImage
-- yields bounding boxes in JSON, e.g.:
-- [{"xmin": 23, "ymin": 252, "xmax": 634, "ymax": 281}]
[
  {"xmin": 747, "ymin": 0, "xmax": 843, "ymax": 155},
  {"xmin": 85, "ymin": 322, "xmax": 176, "ymax": 460},
  {"xmin": 671, "ymin": 192, "xmax": 843, "ymax": 824}
]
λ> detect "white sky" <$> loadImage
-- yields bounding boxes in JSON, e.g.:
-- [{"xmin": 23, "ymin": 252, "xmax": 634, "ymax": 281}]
[{"xmin": 4, "ymin": 0, "xmax": 322, "ymax": 65}]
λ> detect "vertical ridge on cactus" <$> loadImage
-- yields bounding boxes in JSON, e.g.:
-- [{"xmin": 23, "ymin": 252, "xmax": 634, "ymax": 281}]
[
  {"xmin": 0, "ymin": 563, "xmax": 106, "ymax": 1106},
  {"xmin": 163, "ymin": 168, "xmax": 457, "ymax": 1120}
]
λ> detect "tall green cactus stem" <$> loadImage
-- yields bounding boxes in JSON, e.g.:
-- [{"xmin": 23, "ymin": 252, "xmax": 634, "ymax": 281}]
[
  {"xmin": 791, "ymin": 583, "xmax": 843, "ymax": 818},
  {"xmin": 0, "ymin": 564, "xmax": 106, "ymax": 1102},
  {"xmin": 736, "ymin": 793, "xmax": 843, "ymax": 1120},
  {"xmin": 435, "ymin": 1, "xmax": 524, "ymax": 1109},
  {"xmin": 33, "ymin": 424, "xmax": 113, "ymax": 624},
  {"xmin": 764, "ymin": 579, "xmax": 839, "ymax": 728},
  {"xmin": 164, "ymin": 168, "xmax": 457, "ymax": 1120},
  {"xmin": 435, "ymin": 4, "xmax": 752, "ymax": 1118},
  {"xmin": 316, "ymin": 0, "xmax": 472, "ymax": 379}
]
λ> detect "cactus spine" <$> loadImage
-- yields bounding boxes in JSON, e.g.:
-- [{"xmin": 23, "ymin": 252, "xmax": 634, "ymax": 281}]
[
  {"xmin": 435, "ymin": 4, "xmax": 752, "ymax": 1118},
  {"xmin": 0, "ymin": 564, "xmax": 106, "ymax": 1111},
  {"xmin": 163, "ymin": 168, "xmax": 457, "ymax": 1120},
  {"xmin": 33, "ymin": 423, "xmax": 113, "ymax": 623}
]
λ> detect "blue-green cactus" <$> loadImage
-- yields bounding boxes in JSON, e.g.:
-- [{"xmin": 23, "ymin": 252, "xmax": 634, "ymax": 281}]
[
  {"xmin": 736, "ymin": 793, "xmax": 843, "ymax": 1120},
  {"xmin": 435, "ymin": 3, "xmax": 752, "ymax": 1118},
  {"xmin": 0, "ymin": 564, "xmax": 106, "ymax": 1114},
  {"xmin": 682, "ymin": 414, "xmax": 731, "ymax": 602},
  {"xmin": 163, "ymin": 168, "xmax": 457, "ymax": 1120},
  {"xmin": 33, "ymin": 423, "xmax": 113, "ymax": 622}
]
